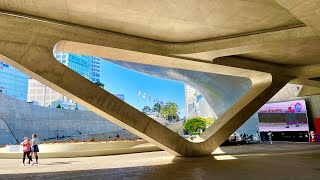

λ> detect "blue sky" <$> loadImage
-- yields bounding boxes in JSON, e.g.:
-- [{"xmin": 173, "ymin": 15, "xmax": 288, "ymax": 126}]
[
  {"xmin": 100, "ymin": 60, "xmax": 186, "ymax": 117},
  {"xmin": 6, "ymin": 53, "xmax": 186, "ymax": 116}
]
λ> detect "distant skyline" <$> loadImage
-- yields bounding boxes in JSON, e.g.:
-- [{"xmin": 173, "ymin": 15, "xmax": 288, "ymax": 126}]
[
  {"xmin": 100, "ymin": 60, "xmax": 186, "ymax": 117},
  {"xmin": 1, "ymin": 54, "xmax": 186, "ymax": 117}
]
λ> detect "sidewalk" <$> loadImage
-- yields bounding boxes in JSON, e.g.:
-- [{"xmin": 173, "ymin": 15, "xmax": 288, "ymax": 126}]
[
  {"xmin": 0, "ymin": 142, "xmax": 319, "ymax": 179},
  {"xmin": 214, "ymin": 141, "xmax": 320, "ymax": 155}
]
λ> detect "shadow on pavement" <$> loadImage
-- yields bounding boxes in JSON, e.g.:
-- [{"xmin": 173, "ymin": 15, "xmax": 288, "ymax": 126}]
[{"xmin": 1, "ymin": 150, "xmax": 320, "ymax": 180}]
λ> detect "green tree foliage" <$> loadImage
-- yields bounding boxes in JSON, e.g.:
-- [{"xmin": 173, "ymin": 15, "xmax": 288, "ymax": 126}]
[
  {"xmin": 95, "ymin": 81, "xmax": 105, "ymax": 88},
  {"xmin": 142, "ymin": 106, "xmax": 151, "ymax": 115},
  {"xmin": 183, "ymin": 117, "xmax": 206, "ymax": 134},
  {"xmin": 56, "ymin": 104, "xmax": 62, "ymax": 108},
  {"xmin": 153, "ymin": 103, "xmax": 162, "ymax": 117},
  {"xmin": 160, "ymin": 101, "xmax": 179, "ymax": 122},
  {"xmin": 193, "ymin": 91, "xmax": 199, "ymax": 97},
  {"xmin": 202, "ymin": 117, "xmax": 214, "ymax": 127}
]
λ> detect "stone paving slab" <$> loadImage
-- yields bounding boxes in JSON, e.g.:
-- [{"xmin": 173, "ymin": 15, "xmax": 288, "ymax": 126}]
[{"xmin": 0, "ymin": 142, "xmax": 319, "ymax": 179}]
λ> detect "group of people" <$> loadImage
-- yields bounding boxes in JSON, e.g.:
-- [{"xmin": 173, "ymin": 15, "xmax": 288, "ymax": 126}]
[
  {"xmin": 260, "ymin": 131, "xmax": 273, "ymax": 144},
  {"xmin": 229, "ymin": 133, "xmax": 254, "ymax": 144},
  {"xmin": 229, "ymin": 131, "xmax": 274, "ymax": 145},
  {"xmin": 20, "ymin": 133, "xmax": 40, "ymax": 166}
]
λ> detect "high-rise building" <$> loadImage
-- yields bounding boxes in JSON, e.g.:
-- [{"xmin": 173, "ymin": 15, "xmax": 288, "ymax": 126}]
[
  {"xmin": 0, "ymin": 62, "xmax": 28, "ymax": 101},
  {"xmin": 184, "ymin": 84, "xmax": 217, "ymax": 120},
  {"xmin": 28, "ymin": 53, "xmax": 102, "ymax": 107},
  {"xmin": 184, "ymin": 85, "xmax": 198, "ymax": 119},
  {"xmin": 27, "ymin": 78, "xmax": 65, "ymax": 107},
  {"xmin": 92, "ymin": 57, "xmax": 101, "ymax": 83},
  {"xmin": 54, "ymin": 52, "xmax": 98, "ymax": 82}
]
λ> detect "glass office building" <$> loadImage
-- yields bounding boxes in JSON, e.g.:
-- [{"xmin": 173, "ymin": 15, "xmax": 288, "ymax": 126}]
[
  {"xmin": 0, "ymin": 62, "xmax": 28, "ymax": 101},
  {"xmin": 92, "ymin": 57, "xmax": 101, "ymax": 83},
  {"xmin": 54, "ymin": 52, "xmax": 97, "ymax": 82},
  {"xmin": 28, "ymin": 53, "xmax": 103, "ymax": 107}
]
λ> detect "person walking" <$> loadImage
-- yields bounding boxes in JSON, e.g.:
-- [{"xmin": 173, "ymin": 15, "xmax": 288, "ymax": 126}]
[
  {"xmin": 268, "ymin": 131, "xmax": 273, "ymax": 144},
  {"xmin": 30, "ymin": 133, "xmax": 40, "ymax": 164},
  {"xmin": 261, "ymin": 131, "xmax": 266, "ymax": 143},
  {"xmin": 20, "ymin": 137, "xmax": 34, "ymax": 166},
  {"xmin": 256, "ymin": 131, "xmax": 261, "ymax": 143}
]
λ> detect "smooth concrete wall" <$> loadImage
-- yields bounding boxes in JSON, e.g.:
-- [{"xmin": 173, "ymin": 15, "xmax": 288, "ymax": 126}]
[
  {"xmin": 108, "ymin": 60, "xmax": 258, "ymax": 135},
  {"xmin": 0, "ymin": 120, "xmax": 14, "ymax": 144},
  {"xmin": 0, "ymin": 93, "xmax": 138, "ymax": 145},
  {"xmin": 166, "ymin": 120, "xmax": 185, "ymax": 135},
  {"xmin": 234, "ymin": 113, "xmax": 259, "ymax": 136},
  {"xmin": 0, "ymin": 93, "xmax": 187, "ymax": 145},
  {"xmin": 304, "ymin": 95, "xmax": 320, "ymax": 131},
  {"xmin": 270, "ymin": 83, "xmax": 303, "ymax": 102}
]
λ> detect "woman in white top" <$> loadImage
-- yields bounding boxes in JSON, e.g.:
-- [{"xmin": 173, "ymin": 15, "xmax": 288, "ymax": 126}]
[{"xmin": 30, "ymin": 133, "xmax": 40, "ymax": 164}]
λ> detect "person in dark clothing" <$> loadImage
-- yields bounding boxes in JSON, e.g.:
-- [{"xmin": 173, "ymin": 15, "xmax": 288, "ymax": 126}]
[{"xmin": 261, "ymin": 131, "xmax": 266, "ymax": 143}]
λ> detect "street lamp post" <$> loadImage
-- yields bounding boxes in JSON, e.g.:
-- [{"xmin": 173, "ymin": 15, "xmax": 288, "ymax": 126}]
[
  {"xmin": 36, "ymin": 83, "xmax": 47, "ymax": 107},
  {"xmin": 44, "ymin": 85, "xmax": 47, "ymax": 106}
]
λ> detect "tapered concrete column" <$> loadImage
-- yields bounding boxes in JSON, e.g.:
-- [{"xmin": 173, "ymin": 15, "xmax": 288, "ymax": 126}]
[
  {"xmin": 0, "ymin": 40, "xmax": 292, "ymax": 156},
  {"xmin": 0, "ymin": 13, "xmax": 294, "ymax": 156},
  {"xmin": 0, "ymin": 47, "xmax": 186, "ymax": 156},
  {"xmin": 191, "ymin": 75, "xmax": 293, "ymax": 156}
]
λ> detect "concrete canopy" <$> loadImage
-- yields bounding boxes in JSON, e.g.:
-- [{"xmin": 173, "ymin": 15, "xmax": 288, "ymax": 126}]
[
  {"xmin": 0, "ymin": 0, "xmax": 302, "ymax": 42},
  {"xmin": 0, "ymin": 1, "xmax": 320, "ymax": 156}
]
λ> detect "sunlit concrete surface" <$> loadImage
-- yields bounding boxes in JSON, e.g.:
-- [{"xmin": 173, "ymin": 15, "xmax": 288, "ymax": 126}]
[
  {"xmin": 0, "ymin": 0, "xmax": 302, "ymax": 42},
  {"xmin": 0, "ymin": 143, "xmax": 319, "ymax": 179},
  {"xmin": 108, "ymin": 60, "xmax": 260, "ymax": 136},
  {"xmin": 2, "ymin": 1, "xmax": 320, "ymax": 156},
  {"xmin": 0, "ymin": 141, "xmax": 161, "ymax": 159},
  {"xmin": 108, "ymin": 60, "xmax": 251, "ymax": 118}
]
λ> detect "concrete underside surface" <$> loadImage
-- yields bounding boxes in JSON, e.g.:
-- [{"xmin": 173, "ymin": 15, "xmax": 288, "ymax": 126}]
[
  {"xmin": 2, "ymin": 1, "xmax": 320, "ymax": 156},
  {"xmin": 1, "ymin": 143, "xmax": 320, "ymax": 180}
]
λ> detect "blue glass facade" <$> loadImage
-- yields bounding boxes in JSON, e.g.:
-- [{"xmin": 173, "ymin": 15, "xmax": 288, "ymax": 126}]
[
  {"xmin": 0, "ymin": 62, "xmax": 28, "ymax": 101},
  {"xmin": 92, "ymin": 57, "xmax": 101, "ymax": 83},
  {"xmin": 54, "ymin": 52, "xmax": 101, "ymax": 83}
]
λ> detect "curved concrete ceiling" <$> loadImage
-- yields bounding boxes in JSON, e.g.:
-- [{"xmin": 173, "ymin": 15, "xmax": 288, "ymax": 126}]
[
  {"xmin": 2, "ymin": 0, "xmax": 320, "ymax": 89},
  {"xmin": 0, "ymin": 0, "xmax": 302, "ymax": 42},
  {"xmin": 240, "ymin": 37, "xmax": 320, "ymax": 65}
]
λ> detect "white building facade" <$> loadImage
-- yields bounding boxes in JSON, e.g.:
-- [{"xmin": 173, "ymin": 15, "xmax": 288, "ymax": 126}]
[
  {"xmin": 185, "ymin": 85, "xmax": 217, "ymax": 120},
  {"xmin": 27, "ymin": 78, "xmax": 65, "ymax": 107}
]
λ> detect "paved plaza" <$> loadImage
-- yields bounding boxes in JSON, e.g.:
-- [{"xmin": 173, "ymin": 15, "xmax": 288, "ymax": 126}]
[{"xmin": 1, "ymin": 142, "xmax": 319, "ymax": 179}]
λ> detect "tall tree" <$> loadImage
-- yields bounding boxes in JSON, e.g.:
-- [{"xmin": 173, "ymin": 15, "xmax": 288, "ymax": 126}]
[
  {"xmin": 202, "ymin": 117, "xmax": 214, "ymax": 127},
  {"xmin": 153, "ymin": 103, "xmax": 162, "ymax": 117},
  {"xmin": 161, "ymin": 101, "xmax": 179, "ymax": 122}
]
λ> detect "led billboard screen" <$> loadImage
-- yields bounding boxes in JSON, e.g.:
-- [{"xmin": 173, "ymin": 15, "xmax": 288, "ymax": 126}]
[{"xmin": 258, "ymin": 100, "xmax": 309, "ymax": 132}]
